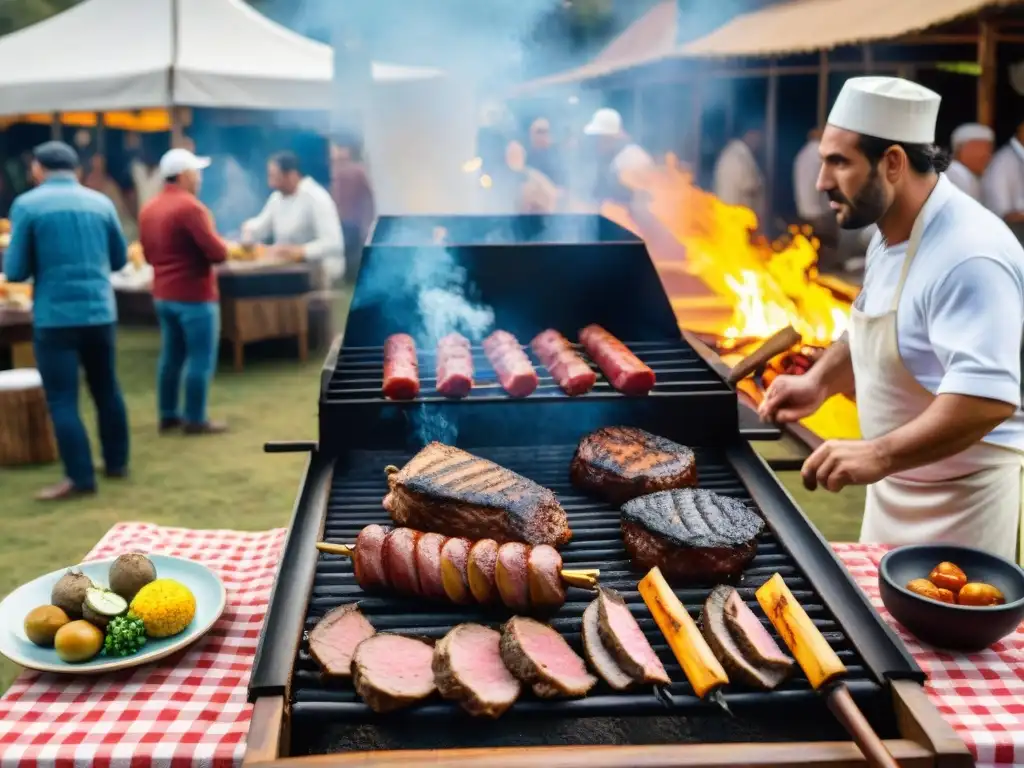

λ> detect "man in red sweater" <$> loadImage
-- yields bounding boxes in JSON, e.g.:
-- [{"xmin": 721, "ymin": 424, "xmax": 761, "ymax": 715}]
[{"xmin": 139, "ymin": 148, "xmax": 229, "ymax": 435}]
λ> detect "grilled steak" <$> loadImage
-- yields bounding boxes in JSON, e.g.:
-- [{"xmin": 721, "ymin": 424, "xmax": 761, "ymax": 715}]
[
  {"xmin": 531, "ymin": 329, "xmax": 596, "ymax": 396},
  {"xmin": 383, "ymin": 442, "xmax": 572, "ymax": 547},
  {"xmin": 500, "ymin": 616, "xmax": 597, "ymax": 698},
  {"xmin": 483, "ymin": 330, "xmax": 539, "ymax": 398},
  {"xmin": 621, "ymin": 488, "xmax": 764, "ymax": 583},
  {"xmin": 351, "ymin": 634, "xmax": 437, "ymax": 713},
  {"xmin": 527, "ymin": 544, "xmax": 565, "ymax": 611},
  {"xmin": 383, "ymin": 333, "xmax": 420, "ymax": 400},
  {"xmin": 570, "ymin": 426, "xmax": 697, "ymax": 504},
  {"xmin": 307, "ymin": 603, "xmax": 376, "ymax": 679},
  {"xmin": 581, "ymin": 600, "xmax": 633, "ymax": 691},
  {"xmin": 436, "ymin": 333, "xmax": 474, "ymax": 398},
  {"xmin": 699, "ymin": 585, "xmax": 793, "ymax": 690},
  {"xmin": 578, "ymin": 324, "xmax": 655, "ymax": 395},
  {"xmin": 433, "ymin": 624, "xmax": 521, "ymax": 718},
  {"xmin": 596, "ymin": 587, "xmax": 670, "ymax": 685}
]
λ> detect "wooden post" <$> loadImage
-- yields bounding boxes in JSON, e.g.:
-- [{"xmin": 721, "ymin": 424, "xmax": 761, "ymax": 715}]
[
  {"xmin": 816, "ymin": 50, "xmax": 830, "ymax": 127},
  {"xmin": 50, "ymin": 113, "xmax": 61, "ymax": 140},
  {"xmin": 863, "ymin": 44, "xmax": 875, "ymax": 73},
  {"xmin": 765, "ymin": 59, "xmax": 779, "ymax": 230},
  {"xmin": 978, "ymin": 19, "xmax": 997, "ymax": 127},
  {"xmin": 96, "ymin": 113, "xmax": 106, "ymax": 156}
]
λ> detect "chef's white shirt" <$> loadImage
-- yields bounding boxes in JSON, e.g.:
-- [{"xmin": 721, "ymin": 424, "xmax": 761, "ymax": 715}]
[
  {"xmin": 854, "ymin": 175, "xmax": 1024, "ymax": 451},
  {"xmin": 944, "ymin": 160, "xmax": 982, "ymax": 202},
  {"xmin": 243, "ymin": 176, "xmax": 345, "ymax": 280},
  {"xmin": 714, "ymin": 139, "xmax": 766, "ymax": 225},
  {"xmin": 981, "ymin": 138, "xmax": 1024, "ymax": 218},
  {"xmin": 793, "ymin": 139, "xmax": 830, "ymax": 219}
]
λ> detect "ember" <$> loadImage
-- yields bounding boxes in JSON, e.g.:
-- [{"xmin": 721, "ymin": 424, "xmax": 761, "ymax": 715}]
[{"xmin": 602, "ymin": 154, "xmax": 861, "ymax": 441}]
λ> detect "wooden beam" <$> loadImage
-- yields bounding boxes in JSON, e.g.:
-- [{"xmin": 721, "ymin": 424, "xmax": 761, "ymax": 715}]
[
  {"xmin": 817, "ymin": 50, "xmax": 830, "ymax": 127},
  {"xmin": 765, "ymin": 59, "xmax": 779, "ymax": 229},
  {"xmin": 978, "ymin": 19, "xmax": 998, "ymax": 127}
]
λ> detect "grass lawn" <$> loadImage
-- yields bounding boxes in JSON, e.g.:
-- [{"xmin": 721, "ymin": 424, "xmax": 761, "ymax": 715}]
[{"xmin": 0, "ymin": 312, "xmax": 865, "ymax": 693}]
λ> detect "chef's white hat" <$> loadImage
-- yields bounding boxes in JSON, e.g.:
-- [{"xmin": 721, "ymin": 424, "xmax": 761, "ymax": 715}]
[
  {"xmin": 950, "ymin": 122, "xmax": 995, "ymax": 148},
  {"xmin": 827, "ymin": 76, "xmax": 941, "ymax": 145}
]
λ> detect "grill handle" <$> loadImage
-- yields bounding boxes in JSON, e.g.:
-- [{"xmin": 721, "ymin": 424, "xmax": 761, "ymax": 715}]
[{"xmin": 264, "ymin": 441, "xmax": 318, "ymax": 453}]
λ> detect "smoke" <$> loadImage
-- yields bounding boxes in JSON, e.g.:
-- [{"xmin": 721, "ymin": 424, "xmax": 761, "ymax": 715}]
[{"xmin": 410, "ymin": 404, "xmax": 458, "ymax": 447}]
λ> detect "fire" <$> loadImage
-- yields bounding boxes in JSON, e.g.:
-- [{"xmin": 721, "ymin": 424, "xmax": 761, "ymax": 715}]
[{"xmin": 603, "ymin": 154, "xmax": 861, "ymax": 441}]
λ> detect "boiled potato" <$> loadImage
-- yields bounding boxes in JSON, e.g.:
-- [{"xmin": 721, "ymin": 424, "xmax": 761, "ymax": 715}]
[
  {"xmin": 906, "ymin": 578, "xmax": 955, "ymax": 604},
  {"xmin": 928, "ymin": 561, "xmax": 967, "ymax": 594},
  {"xmin": 957, "ymin": 582, "xmax": 1006, "ymax": 607}
]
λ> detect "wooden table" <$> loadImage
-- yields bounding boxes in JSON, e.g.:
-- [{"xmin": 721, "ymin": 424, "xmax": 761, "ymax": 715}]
[{"xmin": 0, "ymin": 305, "xmax": 34, "ymax": 368}]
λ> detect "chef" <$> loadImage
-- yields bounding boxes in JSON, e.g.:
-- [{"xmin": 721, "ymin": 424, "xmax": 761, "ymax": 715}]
[
  {"xmin": 759, "ymin": 76, "xmax": 1024, "ymax": 564},
  {"xmin": 982, "ymin": 118, "xmax": 1024, "ymax": 222},
  {"xmin": 945, "ymin": 122, "xmax": 994, "ymax": 202},
  {"xmin": 713, "ymin": 121, "xmax": 767, "ymax": 228}
]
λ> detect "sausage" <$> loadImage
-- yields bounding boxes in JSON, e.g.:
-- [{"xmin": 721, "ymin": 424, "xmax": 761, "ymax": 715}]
[
  {"xmin": 467, "ymin": 539, "xmax": 500, "ymax": 605},
  {"xmin": 483, "ymin": 330, "xmax": 539, "ymax": 398},
  {"xmin": 530, "ymin": 329, "xmax": 596, "ymax": 396},
  {"xmin": 527, "ymin": 544, "xmax": 565, "ymax": 610},
  {"xmin": 440, "ymin": 537, "xmax": 473, "ymax": 604},
  {"xmin": 382, "ymin": 528, "xmax": 421, "ymax": 596},
  {"xmin": 495, "ymin": 542, "xmax": 531, "ymax": 611},
  {"xmin": 436, "ymin": 333, "xmax": 474, "ymax": 398},
  {"xmin": 353, "ymin": 523, "xmax": 390, "ymax": 592},
  {"xmin": 578, "ymin": 324, "xmax": 655, "ymax": 395},
  {"xmin": 414, "ymin": 532, "xmax": 448, "ymax": 601},
  {"xmin": 382, "ymin": 334, "xmax": 420, "ymax": 400}
]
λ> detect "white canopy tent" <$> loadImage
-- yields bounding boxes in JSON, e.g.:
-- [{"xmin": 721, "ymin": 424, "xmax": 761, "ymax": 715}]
[{"xmin": 0, "ymin": 0, "xmax": 336, "ymax": 113}]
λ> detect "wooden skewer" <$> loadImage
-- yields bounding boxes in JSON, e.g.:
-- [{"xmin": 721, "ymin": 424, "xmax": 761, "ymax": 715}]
[
  {"xmin": 726, "ymin": 325, "xmax": 802, "ymax": 384},
  {"xmin": 757, "ymin": 573, "xmax": 899, "ymax": 768},
  {"xmin": 316, "ymin": 542, "xmax": 600, "ymax": 589}
]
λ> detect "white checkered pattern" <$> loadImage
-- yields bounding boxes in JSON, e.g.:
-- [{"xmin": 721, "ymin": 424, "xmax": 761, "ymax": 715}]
[
  {"xmin": 834, "ymin": 543, "xmax": 1024, "ymax": 767},
  {"xmin": 0, "ymin": 522, "xmax": 287, "ymax": 768}
]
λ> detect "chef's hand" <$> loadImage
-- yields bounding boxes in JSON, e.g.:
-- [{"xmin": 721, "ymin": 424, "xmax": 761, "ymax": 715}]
[
  {"xmin": 758, "ymin": 374, "xmax": 826, "ymax": 423},
  {"xmin": 267, "ymin": 244, "xmax": 305, "ymax": 262},
  {"xmin": 801, "ymin": 439, "xmax": 891, "ymax": 492}
]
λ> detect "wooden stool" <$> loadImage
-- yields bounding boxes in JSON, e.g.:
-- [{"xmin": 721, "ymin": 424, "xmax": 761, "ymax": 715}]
[{"xmin": 0, "ymin": 368, "xmax": 58, "ymax": 466}]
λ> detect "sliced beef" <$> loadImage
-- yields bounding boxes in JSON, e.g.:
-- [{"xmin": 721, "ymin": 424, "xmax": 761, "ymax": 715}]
[
  {"xmin": 436, "ymin": 333, "xmax": 474, "ymax": 398},
  {"xmin": 383, "ymin": 333, "xmax": 420, "ymax": 400},
  {"xmin": 495, "ymin": 542, "xmax": 530, "ymax": 612},
  {"xmin": 307, "ymin": 603, "xmax": 376, "ymax": 679},
  {"xmin": 433, "ymin": 624, "xmax": 521, "ymax": 718},
  {"xmin": 581, "ymin": 600, "xmax": 634, "ymax": 691},
  {"xmin": 440, "ymin": 537, "xmax": 474, "ymax": 605},
  {"xmin": 699, "ymin": 585, "xmax": 794, "ymax": 691},
  {"xmin": 383, "ymin": 442, "xmax": 572, "ymax": 547},
  {"xmin": 352, "ymin": 634, "xmax": 437, "ymax": 713},
  {"xmin": 596, "ymin": 587, "xmax": 670, "ymax": 685},
  {"xmin": 570, "ymin": 426, "xmax": 697, "ymax": 505},
  {"xmin": 578, "ymin": 324, "xmax": 655, "ymax": 395},
  {"xmin": 483, "ymin": 330, "xmax": 539, "ymax": 398},
  {"xmin": 415, "ymin": 532, "xmax": 448, "ymax": 601},
  {"xmin": 382, "ymin": 527, "xmax": 422, "ymax": 596},
  {"xmin": 527, "ymin": 544, "xmax": 565, "ymax": 612},
  {"xmin": 467, "ymin": 539, "xmax": 500, "ymax": 605},
  {"xmin": 621, "ymin": 488, "xmax": 764, "ymax": 583},
  {"xmin": 531, "ymin": 329, "xmax": 597, "ymax": 396},
  {"xmin": 499, "ymin": 616, "xmax": 597, "ymax": 698},
  {"xmin": 352, "ymin": 523, "xmax": 390, "ymax": 593}
]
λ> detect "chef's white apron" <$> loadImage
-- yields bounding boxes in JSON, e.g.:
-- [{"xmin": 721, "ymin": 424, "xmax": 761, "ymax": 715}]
[{"xmin": 849, "ymin": 204, "xmax": 1024, "ymax": 565}]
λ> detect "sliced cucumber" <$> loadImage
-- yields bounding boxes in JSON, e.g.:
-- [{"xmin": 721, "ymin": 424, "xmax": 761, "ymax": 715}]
[{"xmin": 84, "ymin": 588, "xmax": 128, "ymax": 618}]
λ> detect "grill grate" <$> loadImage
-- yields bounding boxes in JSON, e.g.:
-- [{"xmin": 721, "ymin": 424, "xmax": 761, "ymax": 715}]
[
  {"xmin": 323, "ymin": 339, "xmax": 731, "ymax": 405},
  {"xmin": 291, "ymin": 444, "xmax": 882, "ymax": 724}
]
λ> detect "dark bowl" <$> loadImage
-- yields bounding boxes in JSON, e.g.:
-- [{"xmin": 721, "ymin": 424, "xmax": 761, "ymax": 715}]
[{"xmin": 878, "ymin": 544, "xmax": 1024, "ymax": 652}]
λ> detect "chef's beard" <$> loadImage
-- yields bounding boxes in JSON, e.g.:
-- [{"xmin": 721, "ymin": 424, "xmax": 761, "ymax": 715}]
[{"xmin": 829, "ymin": 166, "xmax": 889, "ymax": 230}]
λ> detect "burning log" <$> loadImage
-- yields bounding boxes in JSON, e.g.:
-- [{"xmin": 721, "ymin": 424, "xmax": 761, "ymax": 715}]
[{"xmin": 726, "ymin": 326, "xmax": 802, "ymax": 385}]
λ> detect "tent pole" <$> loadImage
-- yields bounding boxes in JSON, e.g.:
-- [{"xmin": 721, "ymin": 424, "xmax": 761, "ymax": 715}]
[
  {"xmin": 765, "ymin": 59, "xmax": 779, "ymax": 232},
  {"xmin": 978, "ymin": 18, "xmax": 997, "ymax": 127},
  {"xmin": 816, "ymin": 50, "xmax": 829, "ymax": 127},
  {"xmin": 169, "ymin": 0, "xmax": 181, "ymax": 142}
]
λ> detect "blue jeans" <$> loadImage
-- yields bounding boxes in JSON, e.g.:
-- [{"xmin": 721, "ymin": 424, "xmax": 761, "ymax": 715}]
[
  {"xmin": 34, "ymin": 323, "xmax": 130, "ymax": 490},
  {"xmin": 155, "ymin": 300, "xmax": 220, "ymax": 425}
]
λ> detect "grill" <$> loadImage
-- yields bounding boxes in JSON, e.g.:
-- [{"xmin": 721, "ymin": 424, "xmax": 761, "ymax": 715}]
[
  {"xmin": 369, "ymin": 213, "xmax": 640, "ymax": 246},
  {"xmin": 247, "ymin": 214, "xmax": 969, "ymax": 767}
]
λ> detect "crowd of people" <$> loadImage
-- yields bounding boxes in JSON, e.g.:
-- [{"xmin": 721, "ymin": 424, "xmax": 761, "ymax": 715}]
[{"xmin": 3, "ymin": 136, "xmax": 375, "ymax": 502}]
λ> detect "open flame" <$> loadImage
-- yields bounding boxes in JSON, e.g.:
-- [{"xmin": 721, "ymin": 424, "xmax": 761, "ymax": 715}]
[{"xmin": 603, "ymin": 153, "xmax": 860, "ymax": 441}]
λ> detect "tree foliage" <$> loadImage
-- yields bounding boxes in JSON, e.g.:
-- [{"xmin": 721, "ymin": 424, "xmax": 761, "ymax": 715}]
[{"xmin": 0, "ymin": 0, "xmax": 81, "ymax": 36}]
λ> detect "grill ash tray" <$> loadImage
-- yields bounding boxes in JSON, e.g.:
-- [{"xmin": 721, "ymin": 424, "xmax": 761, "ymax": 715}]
[{"xmin": 290, "ymin": 444, "xmax": 900, "ymax": 749}]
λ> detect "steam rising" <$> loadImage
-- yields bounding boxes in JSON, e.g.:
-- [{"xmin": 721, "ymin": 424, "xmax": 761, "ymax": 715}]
[{"xmin": 411, "ymin": 404, "xmax": 458, "ymax": 447}]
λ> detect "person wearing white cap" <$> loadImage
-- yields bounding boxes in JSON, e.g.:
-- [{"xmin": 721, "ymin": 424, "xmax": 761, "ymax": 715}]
[
  {"xmin": 945, "ymin": 123, "xmax": 994, "ymax": 202},
  {"xmin": 138, "ymin": 148, "xmax": 230, "ymax": 435},
  {"xmin": 760, "ymin": 76, "xmax": 1024, "ymax": 564},
  {"xmin": 713, "ymin": 119, "xmax": 767, "ymax": 228},
  {"xmin": 582, "ymin": 108, "xmax": 654, "ymax": 202},
  {"xmin": 981, "ymin": 118, "xmax": 1024, "ymax": 223}
]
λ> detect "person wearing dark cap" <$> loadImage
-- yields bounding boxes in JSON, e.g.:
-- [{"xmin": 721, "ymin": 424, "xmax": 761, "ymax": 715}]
[{"xmin": 3, "ymin": 141, "xmax": 130, "ymax": 501}]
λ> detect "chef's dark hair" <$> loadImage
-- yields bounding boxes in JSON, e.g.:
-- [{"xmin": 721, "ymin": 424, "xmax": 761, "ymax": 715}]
[
  {"xmin": 270, "ymin": 151, "xmax": 301, "ymax": 175},
  {"xmin": 857, "ymin": 134, "xmax": 950, "ymax": 174}
]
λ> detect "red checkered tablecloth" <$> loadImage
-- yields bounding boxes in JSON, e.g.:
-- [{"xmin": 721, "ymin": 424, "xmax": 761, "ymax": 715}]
[
  {"xmin": 1, "ymin": 528, "xmax": 1022, "ymax": 767},
  {"xmin": 0, "ymin": 522, "xmax": 287, "ymax": 768},
  {"xmin": 834, "ymin": 543, "xmax": 1024, "ymax": 768}
]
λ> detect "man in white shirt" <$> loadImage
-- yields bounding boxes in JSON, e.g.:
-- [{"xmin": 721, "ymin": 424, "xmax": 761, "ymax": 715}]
[
  {"xmin": 982, "ymin": 120, "xmax": 1024, "ymax": 222},
  {"xmin": 582, "ymin": 108, "xmax": 654, "ymax": 203},
  {"xmin": 760, "ymin": 76, "xmax": 1024, "ymax": 563},
  {"xmin": 241, "ymin": 152, "xmax": 344, "ymax": 286},
  {"xmin": 793, "ymin": 128, "xmax": 830, "ymax": 222},
  {"xmin": 714, "ymin": 124, "xmax": 767, "ymax": 228},
  {"xmin": 945, "ymin": 122, "xmax": 994, "ymax": 202}
]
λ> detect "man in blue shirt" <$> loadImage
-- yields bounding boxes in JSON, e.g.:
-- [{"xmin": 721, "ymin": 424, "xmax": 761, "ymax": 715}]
[{"xmin": 5, "ymin": 141, "xmax": 131, "ymax": 501}]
